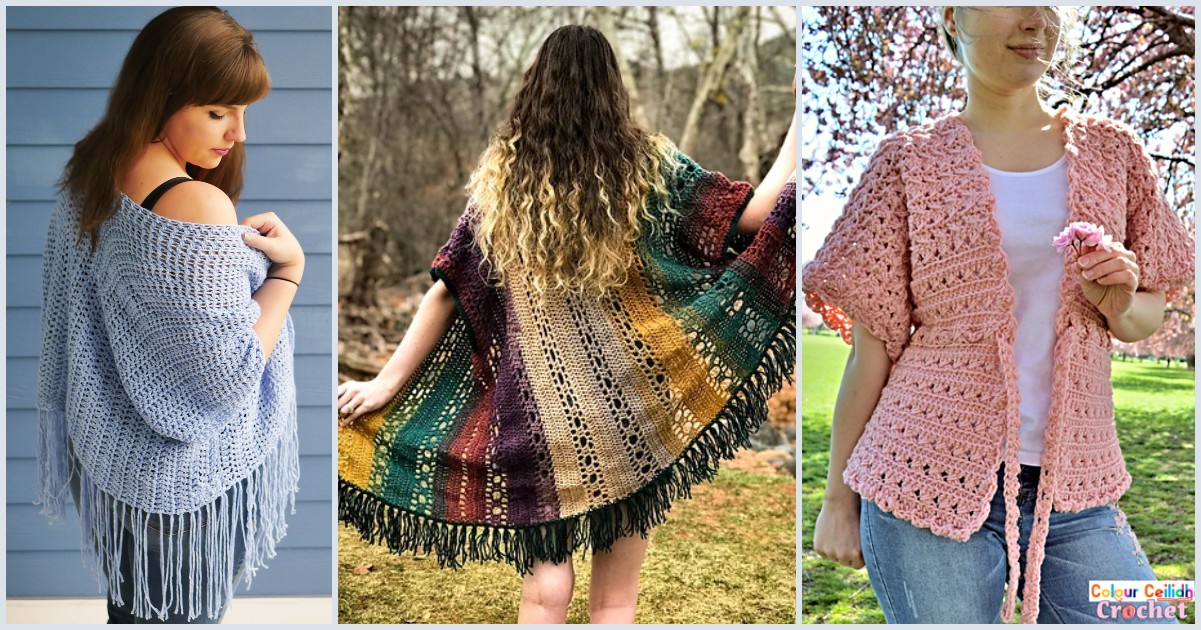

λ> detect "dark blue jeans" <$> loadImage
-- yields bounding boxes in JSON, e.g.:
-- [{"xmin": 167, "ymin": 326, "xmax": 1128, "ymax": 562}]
[
  {"xmin": 104, "ymin": 497, "xmax": 248, "ymax": 624},
  {"xmin": 70, "ymin": 452, "xmax": 247, "ymax": 624},
  {"xmin": 860, "ymin": 463, "xmax": 1180, "ymax": 624}
]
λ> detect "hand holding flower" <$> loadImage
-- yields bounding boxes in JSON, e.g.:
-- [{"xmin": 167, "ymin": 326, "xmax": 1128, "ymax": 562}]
[
  {"xmin": 1053, "ymin": 221, "xmax": 1114, "ymax": 257},
  {"xmin": 1078, "ymin": 242, "xmax": 1141, "ymax": 321},
  {"xmin": 1053, "ymin": 221, "xmax": 1169, "ymax": 343},
  {"xmin": 1054, "ymin": 222, "xmax": 1140, "ymax": 320}
]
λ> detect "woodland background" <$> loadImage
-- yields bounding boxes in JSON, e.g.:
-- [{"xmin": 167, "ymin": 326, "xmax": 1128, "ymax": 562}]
[
  {"xmin": 337, "ymin": 5, "xmax": 797, "ymax": 379},
  {"xmin": 800, "ymin": 5, "xmax": 1196, "ymax": 366},
  {"xmin": 336, "ymin": 8, "xmax": 799, "ymax": 622}
]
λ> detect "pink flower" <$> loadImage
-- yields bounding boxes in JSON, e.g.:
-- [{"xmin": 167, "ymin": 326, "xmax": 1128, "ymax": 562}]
[
  {"xmin": 1052, "ymin": 231, "xmax": 1074, "ymax": 253},
  {"xmin": 1053, "ymin": 221, "xmax": 1113, "ymax": 256}
]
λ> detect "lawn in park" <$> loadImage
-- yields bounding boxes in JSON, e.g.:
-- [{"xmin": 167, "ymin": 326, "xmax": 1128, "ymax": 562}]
[
  {"xmin": 800, "ymin": 332, "xmax": 1196, "ymax": 624},
  {"xmin": 339, "ymin": 466, "xmax": 796, "ymax": 624}
]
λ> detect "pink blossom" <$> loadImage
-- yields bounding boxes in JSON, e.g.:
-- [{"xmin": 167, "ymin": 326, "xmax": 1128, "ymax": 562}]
[
  {"xmin": 1052, "ymin": 231, "xmax": 1074, "ymax": 253},
  {"xmin": 1053, "ymin": 221, "xmax": 1113, "ymax": 256}
]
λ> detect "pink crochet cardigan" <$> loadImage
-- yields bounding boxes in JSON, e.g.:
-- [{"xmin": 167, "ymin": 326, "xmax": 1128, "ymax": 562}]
[{"xmin": 803, "ymin": 106, "xmax": 1194, "ymax": 624}]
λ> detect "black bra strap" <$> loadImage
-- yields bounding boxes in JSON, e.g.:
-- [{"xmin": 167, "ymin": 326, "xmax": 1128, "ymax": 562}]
[{"xmin": 139, "ymin": 177, "xmax": 193, "ymax": 210}]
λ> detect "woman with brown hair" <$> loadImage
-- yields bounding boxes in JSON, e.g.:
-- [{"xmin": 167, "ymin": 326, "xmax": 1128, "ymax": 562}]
[
  {"xmin": 39, "ymin": 7, "xmax": 304, "ymax": 623},
  {"xmin": 338, "ymin": 24, "xmax": 796, "ymax": 623}
]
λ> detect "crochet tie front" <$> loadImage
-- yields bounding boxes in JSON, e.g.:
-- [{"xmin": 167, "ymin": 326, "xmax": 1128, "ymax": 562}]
[
  {"xmin": 998, "ymin": 338, "xmax": 1023, "ymax": 622},
  {"xmin": 997, "ymin": 335, "xmax": 1062, "ymax": 625}
]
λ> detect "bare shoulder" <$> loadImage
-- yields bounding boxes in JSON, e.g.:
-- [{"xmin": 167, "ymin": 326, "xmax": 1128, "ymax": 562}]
[{"xmin": 151, "ymin": 181, "xmax": 238, "ymax": 225}]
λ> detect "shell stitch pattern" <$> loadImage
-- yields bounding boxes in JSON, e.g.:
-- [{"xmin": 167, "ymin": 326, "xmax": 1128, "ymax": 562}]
[{"xmin": 801, "ymin": 107, "xmax": 1194, "ymax": 624}]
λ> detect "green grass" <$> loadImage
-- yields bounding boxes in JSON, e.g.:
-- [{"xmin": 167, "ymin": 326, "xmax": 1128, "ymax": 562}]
[
  {"xmin": 800, "ymin": 333, "xmax": 1195, "ymax": 624},
  {"xmin": 339, "ymin": 467, "xmax": 796, "ymax": 624}
]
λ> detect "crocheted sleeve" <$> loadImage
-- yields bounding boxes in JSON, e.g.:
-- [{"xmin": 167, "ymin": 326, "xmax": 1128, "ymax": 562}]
[
  {"xmin": 430, "ymin": 201, "xmax": 498, "ymax": 350},
  {"xmin": 668, "ymin": 151, "xmax": 755, "ymax": 263},
  {"xmin": 801, "ymin": 135, "xmax": 913, "ymax": 362},
  {"xmin": 97, "ymin": 231, "xmax": 278, "ymax": 444},
  {"xmin": 1121, "ymin": 127, "xmax": 1195, "ymax": 303},
  {"xmin": 38, "ymin": 199, "xmax": 71, "ymax": 415}
]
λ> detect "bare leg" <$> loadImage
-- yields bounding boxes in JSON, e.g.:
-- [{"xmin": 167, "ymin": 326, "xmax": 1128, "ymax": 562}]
[
  {"xmin": 588, "ymin": 533, "xmax": 650, "ymax": 624},
  {"xmin": 518, "ymin": 558, "xmax": 575, "ymax": 624}
]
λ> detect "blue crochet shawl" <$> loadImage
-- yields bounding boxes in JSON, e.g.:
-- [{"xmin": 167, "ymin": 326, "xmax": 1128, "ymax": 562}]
[{"xmin": 37, "ymin": 193, "xmax": 299, "ymax": 621}]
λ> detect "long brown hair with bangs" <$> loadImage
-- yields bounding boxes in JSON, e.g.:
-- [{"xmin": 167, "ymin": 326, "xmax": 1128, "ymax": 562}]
[
  {"xmin": 61, "ymin": 6, "xmax": 270, "ymax": 246},
  {"xmin": 468, "ymin": 24, "xmax": 675, "ymax": 297}
]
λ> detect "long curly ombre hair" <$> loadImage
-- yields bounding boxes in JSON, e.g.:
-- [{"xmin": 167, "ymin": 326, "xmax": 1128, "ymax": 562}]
[{"xmin": 468, "ymin": 24, "xmax": 676, "ymax": 297}]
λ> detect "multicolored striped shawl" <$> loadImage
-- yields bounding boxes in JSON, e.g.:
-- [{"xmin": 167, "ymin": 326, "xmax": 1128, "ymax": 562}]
[{"xmin": 339, "ymin": 153, "xmax": 796, "ymax": 570}]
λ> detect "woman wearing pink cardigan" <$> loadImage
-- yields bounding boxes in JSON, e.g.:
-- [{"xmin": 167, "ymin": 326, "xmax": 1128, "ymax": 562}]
[{"xmin": 803, "ymin": 7, "xmax": 1193, "ymax": 624}]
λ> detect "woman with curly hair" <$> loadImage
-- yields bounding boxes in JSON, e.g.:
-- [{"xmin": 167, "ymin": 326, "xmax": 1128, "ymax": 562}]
[{"xmin": 338, "ymin": 24, "xmax": 796, "ymax": 623}]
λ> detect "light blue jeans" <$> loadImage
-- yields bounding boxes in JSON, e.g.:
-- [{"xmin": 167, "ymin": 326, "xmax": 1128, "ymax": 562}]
[{"xmin": 860, "ymin": 463, "xmax": 1181, "ymax": 624}]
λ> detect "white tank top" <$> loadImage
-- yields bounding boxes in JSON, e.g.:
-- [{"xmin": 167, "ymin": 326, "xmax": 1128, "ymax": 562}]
[{"xmin": 984, "ymin": 154, "xmax": 1069, "ymax": 467}]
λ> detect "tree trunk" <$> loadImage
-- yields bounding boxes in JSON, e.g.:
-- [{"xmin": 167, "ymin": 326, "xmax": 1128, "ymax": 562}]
[
  {"xmin": 735, "ymin": 7, "xmax": 765, "ymax": 183},
  {"xmin": 595, "ymin": 6, "xmax": 650, "ymax": 129},
  {"xmin": 345, "ymin": 224, "xmax": 390, "ymax": 308},
  {"xmin": 679, "ymin": 7, "xmax": 748, "ymax": 154},
  {"xmin": 338, "ymin": 8, "xmax": 352, "ymax": 149},
  {"xmin": 463, "ymin": 6, "xmax": 489, "ymax": 142}
]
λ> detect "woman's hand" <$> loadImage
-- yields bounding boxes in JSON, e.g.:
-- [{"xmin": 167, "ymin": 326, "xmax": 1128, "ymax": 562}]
[
  {"xmin": 337, "ymin": 378, "xmax": 399, "ymax": 427},
  {"xmin": 242, "ymin": 212, "xmax": 305, "ymax": 282},
  {"xmin": 812, "ymin": 494, "xmax": 865, "ymax": 569},
  {"xmin": 1077, "ymin": 242, "xmax": 1139, "ymax": 321},
  {"xmin": 337, "ymin": 281, "xmax": 458, "ymax": 428}
]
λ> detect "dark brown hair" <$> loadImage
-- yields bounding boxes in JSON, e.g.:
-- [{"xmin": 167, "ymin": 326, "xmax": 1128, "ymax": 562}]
[
  {"xmin": 61, "ymin": 6, "xmax": 270, "ymax": 246},
  {"xmin": 468, "ymin": 24, "xmax": 674, "ymax": 296}
]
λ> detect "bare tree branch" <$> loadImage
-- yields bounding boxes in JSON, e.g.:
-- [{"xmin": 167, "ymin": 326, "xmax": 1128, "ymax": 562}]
[{"xmin": 1148, "ymin": 152, "xmax": 1196, "ymax": 167}]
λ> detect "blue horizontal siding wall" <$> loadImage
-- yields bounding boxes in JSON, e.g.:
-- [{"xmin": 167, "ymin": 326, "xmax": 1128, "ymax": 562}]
[{"xmin": 5, "ymin": 6, "xmax": 333, "ymax": 598}]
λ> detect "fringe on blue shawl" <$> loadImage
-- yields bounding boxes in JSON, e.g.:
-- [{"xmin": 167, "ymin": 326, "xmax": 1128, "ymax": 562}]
[
  {"xmin": 35, "ymin": 194, "xmax": 301, "ymax": 621},
  {"xmin": 44, "ymin": 413, "xmax": 300, "ymax": 621}
]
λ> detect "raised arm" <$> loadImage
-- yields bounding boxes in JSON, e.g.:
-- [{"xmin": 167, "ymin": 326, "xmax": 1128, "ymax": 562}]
[
  {"xmin": 736, "ymin": 111, "xmax": 797, "ymax": 234},
  {"xmin": 241, "ymin": 211, "xmax": 304, "ymax": 359}
]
